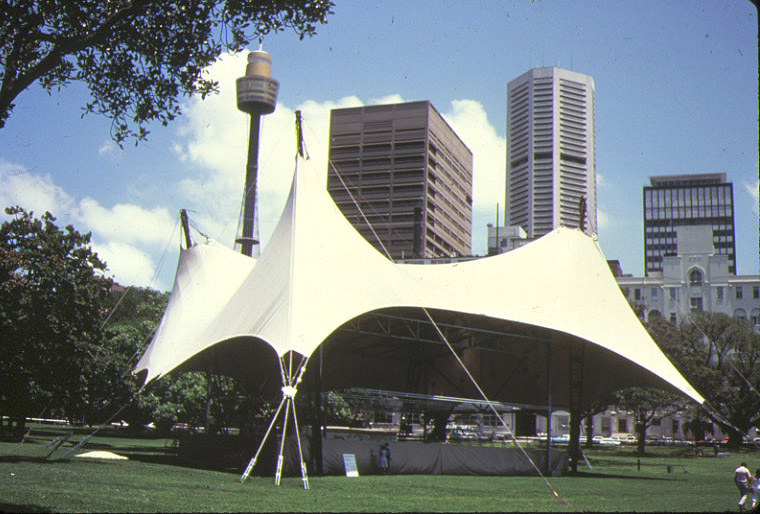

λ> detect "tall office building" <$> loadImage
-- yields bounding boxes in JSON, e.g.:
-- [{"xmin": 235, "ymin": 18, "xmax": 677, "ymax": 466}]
[
  {"xmin": 327, "ymin": 101, "xmax": 473, "ymax": 259},
  {"xmin": 643, "ymin": 173, "xmax": 736, "ymax": 276},
  {"xmin": 506, "ymin": 67, "xmax": 596, "ymax": 239}
]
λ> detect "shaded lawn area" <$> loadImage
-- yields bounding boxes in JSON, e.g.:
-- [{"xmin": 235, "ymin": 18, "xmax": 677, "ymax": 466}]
[{"xmin": 0, "ymin": 428, "xmax": 752, "ymax": 512}]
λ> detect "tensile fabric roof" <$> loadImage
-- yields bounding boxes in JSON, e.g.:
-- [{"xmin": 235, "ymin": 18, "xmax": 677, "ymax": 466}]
[{"xmin": 134, "ymin": 160, "xmax": 704, "ymax": 411}]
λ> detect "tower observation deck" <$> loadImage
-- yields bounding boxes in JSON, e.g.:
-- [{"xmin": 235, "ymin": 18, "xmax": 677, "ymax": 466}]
[{"xmin": 236, "ymin": 49, "xmax": 279, "ymax": 257}]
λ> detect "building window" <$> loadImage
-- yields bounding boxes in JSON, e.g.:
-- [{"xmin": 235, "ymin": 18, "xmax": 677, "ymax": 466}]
[
  {"xmin": 734, "ymin": 309, "xmax": 747, "ymax": 320},
  {"xmin": 688, "ymin": 268, "xmax": 703, "ymax": 286},
  {"xmin": 669, "ymin": 289, "xmax": 678, "ymax": 301},
  {"xmin": 651, "ymin": 288, "xmax": 658, "ymax": 301},
  {"xmin": 754, "ymin": 286, "xmax": 759, "ymax": 299},
  {"xmin": 634, "ymin": 289, "xmax": 641, "ymax": 301},
  {"xmin": 716, "ymin": 287, "xmax": 724, "ymax": 301},
  {"xmin": 670, "ymin": 313, "xmax": 677, "ymax": 323},
  {"xmin": 601, "ymin": 417, "xmax": 611, "ymax": 435},
  {"xmin": 751, "ymin": 310, "xmax": 759, "ymax": 327},
  {"xmin": 690, "ymin": 297, "xmax": 703, "ymax": 312},
  {"xmin": 736, "ymin": 287, "xmax": 743, "ymax": 300}
]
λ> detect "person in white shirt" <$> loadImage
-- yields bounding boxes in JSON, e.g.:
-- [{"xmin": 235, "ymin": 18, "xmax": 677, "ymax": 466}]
[
  {"xmin": 735, "ymin": 462, "xmax": 752, "ymax": 511},
  {"xmin": 750, "ymin": 468, "xmax": 760, "ymax": 512}
]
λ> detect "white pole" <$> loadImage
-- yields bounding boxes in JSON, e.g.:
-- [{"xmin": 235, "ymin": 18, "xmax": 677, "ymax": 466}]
[
  {"xmin": 240, "ymin": 396, "xmax": 287, "ymax": 482},
  {"xmin": 274, "ymin": 395, "xmax": 292, "ymax": 486},
  {"xmin": 291, "ymin": 396, "xmax": 310, "ymax": 490}
]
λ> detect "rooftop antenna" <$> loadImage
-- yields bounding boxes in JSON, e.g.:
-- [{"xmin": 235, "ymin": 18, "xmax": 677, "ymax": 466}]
[{"xmin": 235, "ymin": 45, "xmax": 279, "ymax": 257}]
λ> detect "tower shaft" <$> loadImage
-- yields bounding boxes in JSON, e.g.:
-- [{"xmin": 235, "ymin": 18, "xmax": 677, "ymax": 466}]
[
  {"xmin": 240, "ymin": 114, "xmax": 262, "ymax": 257},
  {"xmin": 236, "ymin": 49, "xmax": 279, "ymax": 257}
]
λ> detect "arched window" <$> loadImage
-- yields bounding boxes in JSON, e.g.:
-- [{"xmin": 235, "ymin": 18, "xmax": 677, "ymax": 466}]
[
  {"xmin": 688, "ymin": 268, "xmax": 703, "ymax": 286},
  {"xmin": 647, "ymin": 310, "xmax": 662, "ymax": 321},
  {"xmin": 734, "ymin": 309, "xmax": 747, "ymax": 320},
  {"xmin": 751, "ymin": 309, "xmax": 759, "ymax": 326}
]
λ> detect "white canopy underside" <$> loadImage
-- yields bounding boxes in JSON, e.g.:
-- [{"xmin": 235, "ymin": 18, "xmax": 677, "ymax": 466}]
[{"xmin": 134, "ymin": 160, "xmax": 704, "ymax": 409}]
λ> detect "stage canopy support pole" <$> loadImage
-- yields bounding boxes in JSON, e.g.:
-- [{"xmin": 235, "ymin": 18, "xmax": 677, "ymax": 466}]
[
  {"xmin": 240, "ymin": 358, "xmax": 310, "ymax": 490},
  {"xmin": 545, "ymin": 340, "xmax": 552, "ymax": 476},
  {"xmin": 568, "ymin": 342, "xmax": 585, "ymax": 473}
]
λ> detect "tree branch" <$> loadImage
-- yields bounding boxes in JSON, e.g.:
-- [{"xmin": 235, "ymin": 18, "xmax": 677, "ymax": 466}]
[{"xmin": 0, "ymin": 0, "xmax": 154, "ymax": 126}]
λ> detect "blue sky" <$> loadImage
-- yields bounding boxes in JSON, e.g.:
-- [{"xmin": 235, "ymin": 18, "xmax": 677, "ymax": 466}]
[{"xmin": 1, "ymin": 0, "xmax": 757, "ymax": 291}]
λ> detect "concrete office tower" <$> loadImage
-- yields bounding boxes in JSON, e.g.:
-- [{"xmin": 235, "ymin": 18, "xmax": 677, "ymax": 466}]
[
  {"xmin": 506, "ymin": 67, "xmax": 596, "ymax": 239},
  {"xmin": 643, "ymin": 173, "xmax": 736, "ymax": 276},
  {"xmin": 236, "ymin": 48, "xmax": 279, "ymax": 257},
  {"xmin": 327, "ymin": 101, "xmax": 473, "ymax": 259}
]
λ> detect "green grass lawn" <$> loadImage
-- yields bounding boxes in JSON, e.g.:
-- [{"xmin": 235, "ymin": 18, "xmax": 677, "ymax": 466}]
[{"xmin": 1, "ymin": 426, "xmax": 754, "ymax": 512}]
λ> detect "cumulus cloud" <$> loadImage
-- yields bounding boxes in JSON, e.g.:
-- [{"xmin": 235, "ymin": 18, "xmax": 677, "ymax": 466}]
[
  {"xmin": 76, "ymin": 198, "xmax": 176, "ymax": 249},
  {"xmin": 171, "ymin": 52, "xmax": 508, "ymax": 255},
  {"xmin": 171, "ymin": 51, "xmax": 388, "ymax": 248},
  {"xmin": 440, "ymin": 99, "xmax": 506, "ymax": 252},
  {"xmin": 74, "ymin": 202, "xmax": 176, "ymax": 290},
  {"xmin": 0, "ymin": 158, "xmax": 175, "ymax": 290},
  {"xmin": 91, "ymin": 241, "xmax": 160, "ymax": 289},
  {"xmin": 0, "ymin": 159, "xmax": 75, "ymax": 218},
  {"xmin": 441, "ymin": 99, "xmax": 506, "ymax": 210}
]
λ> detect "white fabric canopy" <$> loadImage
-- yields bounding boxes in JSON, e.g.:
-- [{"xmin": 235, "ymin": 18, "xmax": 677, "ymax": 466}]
[{"xmin": 134, "ymin": 160, "xmax": 704, "ymax": 407}]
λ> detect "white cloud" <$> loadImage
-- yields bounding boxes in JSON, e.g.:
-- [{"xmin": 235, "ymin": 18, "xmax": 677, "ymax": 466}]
[
  {"xmin": 441, "ymin": 99, "xmax": 506, "ymax": 253},
  {"xmin": 0, "ymin": 158, "xmax": 175, "ymax": 289},
  {"xmin": 442, "ymin": 99, "xmax": 506, "ymax": 210},
  {"xmin": 172, "ymin": 53, "xmax": 508, "ymax": 255},
  {"xmin": 0, "ymin": 159, "xmax": 75, "ymax": 218},
  {"xmin": 75, "ymin": 198, "xmax": 177, "ymax": 249},
  {"xmin": 371, "ymin": 94, "xmax": 405, "ymax": 105},
  {"xmin": 98, "ymin": 140, "xmax": 117, "ymax": 156},
  {"xmin": 597, "ymin": 208, "xmax": 611, "ymax": 231},
  {"xmin": 171, "ymin": 51, "xmax": 374, "ymax": 248},
  {"xmin": 744, "ymin": 178, "xmax": 759, "ymax": 215},
  {"xmin": 91, "ymin": 241, "xmax": 161, "ymax": 290}
]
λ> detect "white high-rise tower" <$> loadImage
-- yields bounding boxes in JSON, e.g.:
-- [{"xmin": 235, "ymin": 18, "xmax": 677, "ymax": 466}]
[{"xmin": 506, "ymin": 67, "xmax": 596, "ymax": 239}]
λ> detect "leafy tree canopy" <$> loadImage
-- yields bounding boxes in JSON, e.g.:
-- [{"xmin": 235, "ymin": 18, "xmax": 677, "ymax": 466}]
[
  {"xmin": 0, "ymin": 206, "xmax": 113, "ymax": 429},
  {"xmin": 0, "ymin": 0, "xmax": 334, "ymax": 144},
  {"xmin": 87, "ymin": 286, "xmax": 168, "ymax": 423},
  {"xmin": 650, "ymin": 312, "xmax": 760, "ymax": 447}
]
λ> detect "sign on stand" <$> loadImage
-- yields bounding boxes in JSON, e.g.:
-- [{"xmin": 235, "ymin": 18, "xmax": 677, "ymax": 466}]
[{"xmin": 342, "ymin": 453, "xmax": 359, "ymax": 477}]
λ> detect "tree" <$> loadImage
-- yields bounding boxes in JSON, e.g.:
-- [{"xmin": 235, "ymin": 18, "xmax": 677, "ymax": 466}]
[
  {"xmin": 88, "ymin": 286, "xmax": 168, "ymax": 425},
  {"xmin": 612, "ymin": 387, "xmax": 683, "ymax": 455},
  {"xmin": 0, "ymin": 0, "xmax": 333, "ymax": 144},
  {"xmin": 652, "ymin": 312, "xmax": 760, "ymax": 448},
  {"xmin": 0, "ymin": 206, "xmax": 113, "ymax": 433}
]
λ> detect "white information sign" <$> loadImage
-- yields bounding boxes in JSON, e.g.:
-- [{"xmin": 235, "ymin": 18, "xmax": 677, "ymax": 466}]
[{"xmin": 342, "ymin": 453, "xmax": 359, "ymax": 477}]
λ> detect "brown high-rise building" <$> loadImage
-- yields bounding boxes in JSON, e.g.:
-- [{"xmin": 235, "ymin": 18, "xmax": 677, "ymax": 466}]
[{"xmin": 327, "ymin": 101, "xmax": 473, "ymax": 259}]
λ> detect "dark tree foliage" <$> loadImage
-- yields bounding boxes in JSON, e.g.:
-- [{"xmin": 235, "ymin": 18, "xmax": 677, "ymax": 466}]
[
  {"xmin": 0, "ymin": 0, "xmax": 334, "ymax": 144},
  {"xmin": 88, "ymin": 286, "xmax": 168, "ymax": 424},
  {"xmin": 0, "ymin": 206, "xmax": 113, "ymax": 432},
  {"xmin": 650, "ymin": 313, "xmax": 760, "ymax": 448},
  {"xmin": 612, "ymin": 386, "xmax": 683, "ymax": 456}
]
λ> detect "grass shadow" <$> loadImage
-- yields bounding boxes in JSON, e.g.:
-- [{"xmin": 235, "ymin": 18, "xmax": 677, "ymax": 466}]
[
  {"xmin": 569, "ymin": 470, "xmax": 676, "ymax": 481},
  {"xmin": 0, "ymin": 502, "xmax": 52, "ymax": 513}
]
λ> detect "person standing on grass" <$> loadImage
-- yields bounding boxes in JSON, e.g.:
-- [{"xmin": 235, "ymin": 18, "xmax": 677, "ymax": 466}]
[
  {"xmin": 735, "ymin": 462, "xmax": 752, "ymax": 511},
  {"xmin": 750, "ymin": 468, "xmax": 760, "ymax": 512},
  {"xmin": 378, "ymin": 443, "xmax": 391, "ymax": 474}
]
